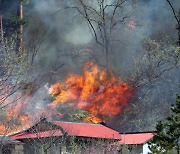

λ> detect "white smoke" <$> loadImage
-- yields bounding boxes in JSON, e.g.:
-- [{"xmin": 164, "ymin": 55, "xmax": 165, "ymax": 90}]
[{"xmin": 65, "ymin": 22, "xmax": 93, "ymax": 45}]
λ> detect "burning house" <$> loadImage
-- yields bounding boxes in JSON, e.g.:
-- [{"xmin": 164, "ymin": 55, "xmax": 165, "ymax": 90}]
[
  {"xmin": 11, "ymin": 118, "xmax": 122, "ymax": 154},
  {"xmin": 10, "ymin": 118, "xmax": 155, "ymax": 154}
]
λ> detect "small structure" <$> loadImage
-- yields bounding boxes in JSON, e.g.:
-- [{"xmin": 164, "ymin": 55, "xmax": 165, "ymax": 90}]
[
  {"xmin": 11, "ymin": 118, "xmax": 122, "ymax": 154},
  {"xmin": 119, "ymin": 132, "xmax": 155, "ymax": 154},
  {"xmin": 0, "ymin": 135, "xmax": 23, "ymax": 154},
  {"xmin": 11, "ymin": 118, "xmax": 155, "ymax": 154}
]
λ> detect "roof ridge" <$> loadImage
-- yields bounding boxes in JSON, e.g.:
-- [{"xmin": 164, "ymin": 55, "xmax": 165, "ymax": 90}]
[
  {"xmin": 121, "ymin": 131, "xmax": 157, "ymax": 134},
  {"xmin": 53, "ymin": 121, "xmax": 102, "ymax": 126}
]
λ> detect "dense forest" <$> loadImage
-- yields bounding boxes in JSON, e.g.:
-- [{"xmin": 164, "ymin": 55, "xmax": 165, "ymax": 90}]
[{"xmin": 0, "ymin": 0, "xmax": 179, "ymax": 152}]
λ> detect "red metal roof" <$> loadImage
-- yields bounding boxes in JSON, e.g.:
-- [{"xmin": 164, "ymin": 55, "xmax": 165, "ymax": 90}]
[
  {"xmin": 119, "ymin": 132, "xmax": 154, "ymax": 145},
  {"xmin": 12, "ymin": 130, "xmax": 63, "ymax": 140},
  {"xmin": 53, "ymin": 121, "xmax": 121, "ymax": 140},
  {"xmin": 12, "ymin": 121, "xmax": 121, "ymax": 140}
]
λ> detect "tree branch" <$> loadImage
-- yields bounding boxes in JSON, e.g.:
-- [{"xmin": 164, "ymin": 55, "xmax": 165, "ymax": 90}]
[{"xmin": 166, "ymin": 0, "xmax": 180, "ymax": 25}]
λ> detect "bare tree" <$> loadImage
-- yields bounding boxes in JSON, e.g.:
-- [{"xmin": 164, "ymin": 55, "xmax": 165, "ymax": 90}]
[
  {"xmin": 20, "ymin": 117, "xmax": 67, "ymax": 154},
  {"xmin": 25, "ymin": 23, "xmax": 49, "ymax": 65},
  {"xmin": 131, "ymin": 37, "xmax": 179, "ymax": 88},
  {"xmin": 118, "ymin": 1, "xmax": 180, "ymax": 133},
  {"xmin": 117, "ymin": 34, "xmax": 179, "ymax": 132},
  {"xmin": 166, "ymin": 0, "xmax": 180, "ymax": 46},
  {"xmin": 64, "ymin": 0, "xmax": 135, "ymax": 66},
  {"xmin": 0, "ymin": 36, "xmax": 30, "ymax": 110}
]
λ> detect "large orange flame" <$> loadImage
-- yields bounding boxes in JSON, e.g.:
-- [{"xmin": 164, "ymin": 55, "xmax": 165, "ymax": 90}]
[
  {"xmin": 0, "ymin": 61, "xmax": 134, "ymax": 134},
  {"xmin": 49, "ymin": 62, "xmax": 134, "ymax": 123}
]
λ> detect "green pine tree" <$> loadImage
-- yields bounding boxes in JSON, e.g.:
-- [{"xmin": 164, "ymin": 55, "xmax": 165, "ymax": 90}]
[{"xmin": 148, "ymin": 94, "xmax": 180, "ymax": 154}]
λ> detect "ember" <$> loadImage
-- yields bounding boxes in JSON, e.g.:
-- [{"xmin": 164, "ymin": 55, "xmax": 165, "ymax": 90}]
[{"xmin": 128, "ymin": 20, "xmax": 136, "ymax": 29}]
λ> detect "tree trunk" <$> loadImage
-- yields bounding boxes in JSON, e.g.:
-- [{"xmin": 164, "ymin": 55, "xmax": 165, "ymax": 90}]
[
  {"xmin": 178, "ymin": 9, "xmax": 180, "ymax": 47},
  {"xmin": 0, "ymin": 0, "xmax": 3, "ymax": 42},
  {"xmin": 102, "ymin": 24, "xmax": 109, "ymax": 67},
  {"xmin": 19, "ymin": 0, "xmax": 23, "ymax": 52},
  {"xmin": 104, "ymin": 41, "xmax": 109, "ymax": 67}
]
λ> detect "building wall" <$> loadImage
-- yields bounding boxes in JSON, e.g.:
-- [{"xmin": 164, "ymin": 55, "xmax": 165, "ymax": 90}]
[
  {"xmin": 121, "ymin": 144, "xmax": 143, "ymax": 154},
  {"xmin": 0, "ymin": 144, "xmax": 23, "ymax": 154},
  {"xmin": 21, "ymin": 137, "xmax": 120, "ymax": 154},
  {"xmin": 131, "ymin": 145, "xmax": 143, "ymax": 154},
  {"xmin": 14, "ymin": 144, "xmax": 24, "ymax": 154},
  {"xmin": 143, "ymin": 143, "xmax": 151, "ymax": 154},
  {"xmin": 22, "ymin": 138, "xmax": 62, "ymax": 154},
  {"xmin": 1, "ymin": 145, "xmax": 12, "ymax": 154}
]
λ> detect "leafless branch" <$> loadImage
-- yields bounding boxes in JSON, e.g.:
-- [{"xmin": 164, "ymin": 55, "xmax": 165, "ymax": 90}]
[{"xmin": 166, "ymin": 0, "xmax": 180, "ymax": 25}]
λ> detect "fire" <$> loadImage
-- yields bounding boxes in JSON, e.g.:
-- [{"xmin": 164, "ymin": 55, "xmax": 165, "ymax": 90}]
[
  {"xmin": 50, "ymin": 61, "xmax": 134, "ymax": 123},
  {"xmin": 0, "ymin": 61, "xmax": 134, "ymax": 134},
  {"xmin": 84, "ymin": 115, "xmax": 102, "ymax": 124},
  {"xmin": 0, "ymin": 92, "xmax": 31, "ymax": 135}
]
